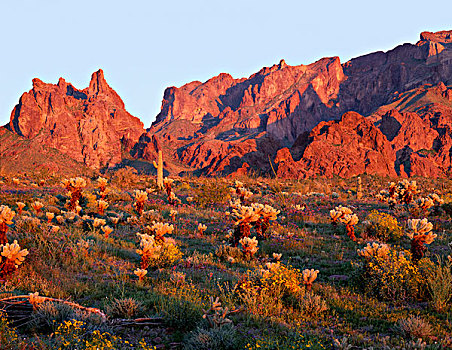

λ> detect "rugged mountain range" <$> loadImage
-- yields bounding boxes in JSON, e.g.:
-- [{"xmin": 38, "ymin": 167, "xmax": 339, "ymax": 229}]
[{"xmin": 1, "ymin": 30, "xmax": 452, "ymax": 178}]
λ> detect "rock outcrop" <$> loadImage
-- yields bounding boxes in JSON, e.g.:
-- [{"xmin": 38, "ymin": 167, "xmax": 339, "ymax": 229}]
[
  {"xmin": 6, "ymin": 70, "xmax": 145, "ymax": 169},
  {"xmin": 4, "ymin": 30, "xmax": 452, "ymax": 178}
]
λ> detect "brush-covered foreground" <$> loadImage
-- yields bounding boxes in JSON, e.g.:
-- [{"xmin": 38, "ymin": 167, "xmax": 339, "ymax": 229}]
[{"xmin": 0, "ymin": 170, "xmax": 451, "ymax": 350}]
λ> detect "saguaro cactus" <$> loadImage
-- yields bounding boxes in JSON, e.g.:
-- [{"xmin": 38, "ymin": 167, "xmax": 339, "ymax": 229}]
[
  {"xmin": 356, "ymin": 177, "xmax": 363, "ymax": 200},
  {"xmin": 153, "ymin": 150, "xmax": 164, "ymax": 189}
]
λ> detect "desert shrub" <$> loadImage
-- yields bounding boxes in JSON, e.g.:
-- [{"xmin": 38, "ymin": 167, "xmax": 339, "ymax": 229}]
[
  {"xmin": 110, "ymin": 166, "xmax": 141, "ymax": 188},
  {"xmin": 194, "ymin": 179, "xmax": 231, "ymax": 208},
  {"xmin": 259, "ymin": 262, "xmax": 304, "ymax": 296},
  {"xmin": 156, "ymin": 294, "xmax": 203, "ymax": 331},
  {"xmin": 183, "ymin": 324, "xmax": 242, "ymax": 350},
  {"xmin": 397, "ymin": 315, "xmax": 433, "ymax": 340},
  {"xmin": 51, "ymin": 319, "xmax": 156, "ymax": 349},
  {"xmin": 0, "ymin": 312, "xmax": 20, "ymax": 349},
  {"xmin": 425, "ymin": 256, "xmax": 452, "ymax": 312},
  {"xmin": 364, "ymin": 210, "xmax": 403, "ymax": 242},
  {"xmin": 236, "ymin": 263, "xmax": 305, "ymax": 317},
  {"xmin": 30, "ymin": 301, "xmax": 76, "ymax": 333},
  {"xmin": 360, "ymin": 250, "xmax": 421, "ymax": 303},
  {"xmin": 30, "ymin": 301, "xmax": 106, "ymax": 334},
  {"xmin": 106, "ymin": 298, "xmax": 143, "ymax": 319},
  {"xmin": 149, "ymin": 240, "xmax": 183, "ymax": 269},
  {"xmin": 298, "ymin": 292, "xmax": 328, "ymax": 317},
  {"xmin": 244, "ymin": 329, "xmax": 329, "ymax": 349},
  {"xmin": 215, "ymin": 244, "xmax": 244, "ymax": 263}
]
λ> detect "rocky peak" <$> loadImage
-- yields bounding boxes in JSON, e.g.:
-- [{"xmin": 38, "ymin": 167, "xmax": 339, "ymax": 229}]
[
  {"xmin": 420, "ymin": 30, "xmax": 452, "ymax": 45},
  {"xmin": 7, "ymin": 70, "xmax": 144, "ymax": 169}
]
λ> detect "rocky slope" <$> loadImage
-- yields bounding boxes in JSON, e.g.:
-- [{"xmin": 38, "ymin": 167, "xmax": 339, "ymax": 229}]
[
  {"xmin": 2, "ymin": 30, "xmax": 452, "ymax": 178},
  {"xmin": 5, "ymin": 70, "xmax": 145, "ymax": 170},
  {"xmin": 141, "ymin": 30, "xmax": 452, "ymax": 178}
]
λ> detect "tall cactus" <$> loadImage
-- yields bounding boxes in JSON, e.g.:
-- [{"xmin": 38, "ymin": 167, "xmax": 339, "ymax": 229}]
[
  {"xmin": 356, "ymin": 176, "xmax": 363, "ymax": 200},
  {"xmin": 153, "ymin": 150, "xmax": 164, "ymax": 189}
]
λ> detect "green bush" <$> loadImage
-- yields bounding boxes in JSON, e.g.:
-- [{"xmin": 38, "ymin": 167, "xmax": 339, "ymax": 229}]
[
  {"xmin": 183, "ymin": 324, "xmax": 242, "ymax": 350},
  {"xmin": 193, "ymin": 179, "xmax": 231, "ymax": 208},
  {"xmin": 156, "ymin": 294, "xmax": 203, "ymax": 331},
  {"xmin": 364, "ymin": 210, "xmax": 403, "ymax": 242}
]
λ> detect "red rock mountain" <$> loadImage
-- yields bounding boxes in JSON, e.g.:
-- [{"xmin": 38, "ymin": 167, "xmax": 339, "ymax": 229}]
[
  {"xmin": 5, "ymin": 70, "xmax": 144, "ymax": 169},
  {"xmin": 2, "ymin": 30, "xmax": 452, "ymax": 178}
]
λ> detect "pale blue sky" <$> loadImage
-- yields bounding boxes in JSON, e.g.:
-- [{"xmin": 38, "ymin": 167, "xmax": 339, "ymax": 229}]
[{"xmin": 1, "ymin": 0, "xmax": 451, "ymax": 128}]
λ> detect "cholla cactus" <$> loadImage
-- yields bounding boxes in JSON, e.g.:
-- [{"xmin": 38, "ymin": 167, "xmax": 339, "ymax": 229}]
[
  {"xmin": 231, "ymin": 204, "xmax": 260, "ymax": 246},
  {"xmin": 0, "ymin": 205, "xmax": 15, "ymax": 244},
  {"xmin": 0, "ymin": 240, "xmax": 29, "ymax": 279},
  {"xmin": 340, "ymin": 214, "xmax": 359, "ymax": 241},
  {"xmin": 302, "ymin": 268, "xmax": 319, "ymax": 291},
  {"xmin": 28, "ymin": 292, "xmax": 46, "ymax": 310},
  {"xmin": 93, "ymin": 218, "xmax": 107, "ymax": 228},
  {"xmin": 163, "ymin": 177, "xmax": 174, "ymax": 200},
  {"xmin": 357, "ymin": 242, "xmax": 390, "ymax": 260},
  {"xmin": 16, "ymin": 202, "xmax": 25, "ymax": 215},
  {"xmin": 397, "ymin": 180, "xmax": 417, "ymax": 204},
  {"xmin": 97, "ymin": 199, "xmax": 109, "ymax": 216},
  {"xmin": 416, "ymin": 197, "xmax": 434, "ymax": 211},
  {"xmin": 330, "ymin": 206, "xmax": 352, "ymax": 225},
  {"xmin": 147, "ymin": 222, "xmax": 174, "ymax": 243},
  {"xmin": 202, "ymin": 296, "xmax": 242, "ymax": 328},
  {"xmin": 170, "ymin": 209, "xmax": 178, "ymax": 221},
  {"xmin": 406, "ymin": 218, "xmax": 436, "ymax": 262},
  {"xmin": 272, "ymin": 253, "xmax": 282, "ymax": 261},
  {"xmin": 134, "ymin": 268, "xmax": 148, "ymax": 282},
  {"xmin": 63, "ymin": 177, "xmax": 87, "ymax": 211},
  {"xmin": 197, "ymin": 223, "xmax": 207, "ymax": 236},
  {"xmin": 250, "ymin": 203, "xmax": 280, "ymax": 239},
  {"xmin": 133, "ymin": 190, "xmax": 148, "ymax": 215},
  {"xmin": 101, "ymin": 225, "xmax": 113, "ymax": 238},
  {"xmin": 239, "ymin": 236, "xmax": 259, "ymax": 258},
  {"xmin": 136, "ymin": 233, "xmax": 162, "ymax": 269},
  {"xmin": 97, "ymin": 177, "xmax": 109, "ymax": 199},
  {"xmin": 46, "ymin": 212, "xmax": 54, "ymax": 223},
  {"xmin": 31, "ymin": 201, "xmax": 44, "ymax": 215},
  {"xmin": 427, "ymin": 193, "xmax": 444, "ymax": 205}
]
